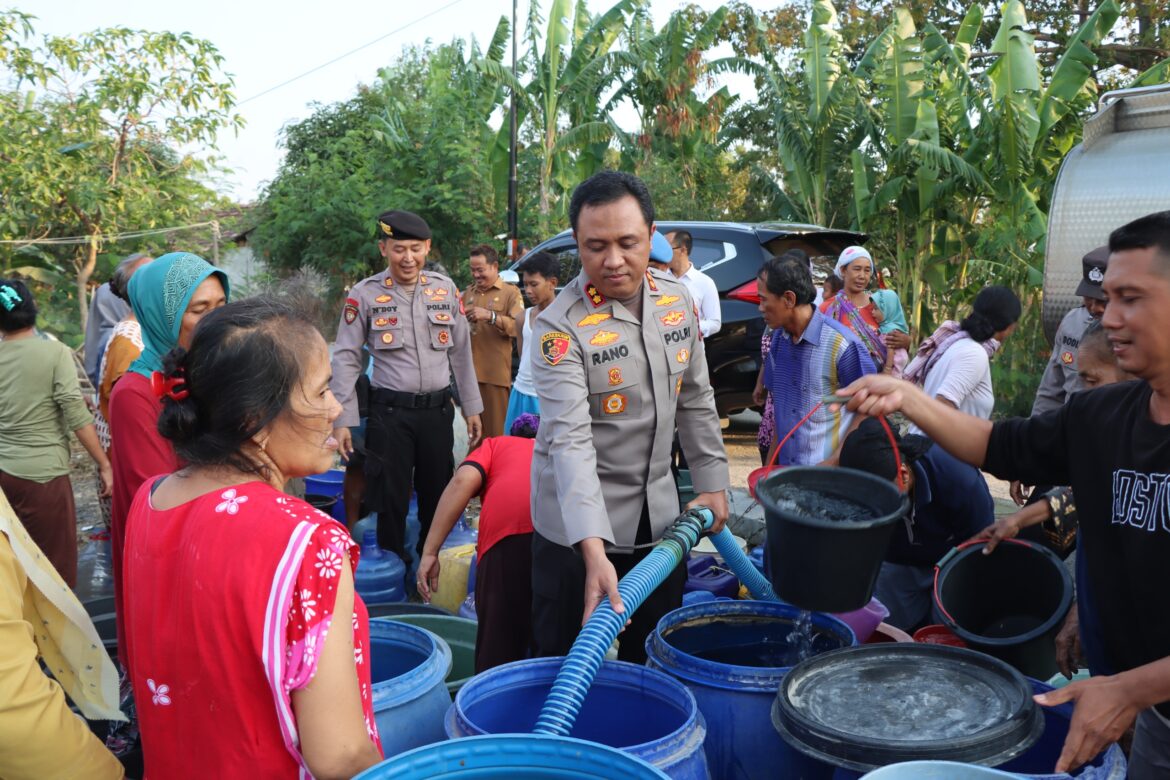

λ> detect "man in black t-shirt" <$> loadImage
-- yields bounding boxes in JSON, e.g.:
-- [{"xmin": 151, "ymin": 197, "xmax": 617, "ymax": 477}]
[{"xmin": 838, "ymin": 211, "xmax": 1170, "ymax": 779}]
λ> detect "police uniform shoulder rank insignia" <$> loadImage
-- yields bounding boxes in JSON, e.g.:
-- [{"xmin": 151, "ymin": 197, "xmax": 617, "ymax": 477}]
[
  {"xmin": 419, "ymin": 275, "xmax": 429, "ymax": 285},
  {"xmin": 1061, "ymin": 351, "xmax": 1074, "ymax": 365},
  {"xmin": 381, "ymin": 332, "xmax": 394, "ymax": 345},
  {"xmin": 343, "ymin": 298, "xmax": 359, "ymax": 325},
  {"xmin": 585, "ymin": 283, "xmax": 606, "ymax": 307},
  {"xmin": 676, "ymin": 348, "xmax": 690, "ymax": 363},
  {"xmin": 436, "ymin": 313, "xmax": 451, "ymax": 322},
  {"xmin": 645, "ymin": 272, "xmax": 658, "ymax": 292},
  {"xmin": 656, "ymin": 295, "xmax": 680, "ymax": 307},
  {"xmin": 438, "ymin": 330, "xmax": 450, "ymax": 345},
  {"xmin": 577, "ymin": 312, "xmax": 612, "ymax": 328},
  {"xmin": 660, "ymin": 310, "xmax": 685, "ymax": 327},
  {"xmin": 375, "ymin": 294, "xmax": 392, "ymax": 303},
  {"xmin": 541, "ymin": 331, "xmax": 571, "ymax": 366},
  {"xmin": 603, "ymin": 393, "xmax": 627, "ymax": 415},
  {"xmin": 589, "ymin": 330, "xmax": 620, "ymax": 347},
  {"xmin": 608, "ymin": 367, "xmax": 623, "ymax": 386},
  {"xmin": 383, "ymin": 277, "xmax": 394, "ymax": 288}
]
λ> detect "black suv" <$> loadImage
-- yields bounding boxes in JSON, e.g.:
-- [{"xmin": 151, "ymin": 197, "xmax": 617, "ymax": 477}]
[{"xmin": 505, "ymin": 221, "xmax": 866, "ymax": 417}]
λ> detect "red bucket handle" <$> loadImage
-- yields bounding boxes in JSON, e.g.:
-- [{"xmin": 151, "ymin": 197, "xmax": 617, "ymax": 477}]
[
  {"xmin": 932, "ymin": 537, "xmax": 1032, "ymax": 627},
  {"xmin": 766, "ymin": 403, "xmax": 904, "ymax": 493}
]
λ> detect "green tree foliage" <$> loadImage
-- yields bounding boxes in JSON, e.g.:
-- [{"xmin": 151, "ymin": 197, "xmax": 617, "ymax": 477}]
[{"xmin": 0, "ymin": 11, "xmax": 242, "ymax": 332}]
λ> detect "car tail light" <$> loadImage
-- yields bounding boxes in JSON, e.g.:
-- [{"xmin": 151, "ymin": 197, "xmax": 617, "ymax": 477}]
[{"xmin": 726, "ymin": 281, "xmax": 761, "ymax": 305}]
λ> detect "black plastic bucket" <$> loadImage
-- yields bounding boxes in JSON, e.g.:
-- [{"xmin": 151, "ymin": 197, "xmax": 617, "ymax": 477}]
[
  {"xmin": 772, "ymin": 643, "xmax": 1042, "ymax": 773},
  {"xmin": 934, "ymin": 539, "xmax": 1073, "ymax": 680},
  {"xmin": 757, "ymin": 466, "xmax": 908, "ymax": 612}
]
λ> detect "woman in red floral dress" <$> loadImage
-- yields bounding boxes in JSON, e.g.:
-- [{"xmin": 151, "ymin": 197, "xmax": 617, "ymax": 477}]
[{"xmin": 122, "ymin": 298, "xmax": 383, "ymax": 778}]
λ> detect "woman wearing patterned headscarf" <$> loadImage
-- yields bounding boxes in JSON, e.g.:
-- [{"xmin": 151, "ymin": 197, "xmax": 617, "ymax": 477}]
[
  {"xmin": 107, "ymin": 253, "xmax": 228, "ymax": 670},
  {"xmin": 0, "ymin": 280, "xmax": 112, "ymax": 587}
]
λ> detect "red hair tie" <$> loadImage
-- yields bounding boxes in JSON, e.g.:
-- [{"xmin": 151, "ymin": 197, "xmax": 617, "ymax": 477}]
[{"xmin": 150, "ymin": 370, "xmax": 189, "ymax": 402}]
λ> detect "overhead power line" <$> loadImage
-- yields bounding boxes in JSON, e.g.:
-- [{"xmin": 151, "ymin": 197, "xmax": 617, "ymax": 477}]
[
  {"xmin": 236, "ymin": 0, "xmax": 468, "ymax": 107},
  {"xmin": 0, "ymin": 221, "xmax": 219, "ymax": 246}
]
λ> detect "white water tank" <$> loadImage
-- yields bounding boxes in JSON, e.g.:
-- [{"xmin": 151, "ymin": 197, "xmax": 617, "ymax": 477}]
[{"xmin": 1043, "ymin": 84, "xmax": 1170, "ymax": 343}]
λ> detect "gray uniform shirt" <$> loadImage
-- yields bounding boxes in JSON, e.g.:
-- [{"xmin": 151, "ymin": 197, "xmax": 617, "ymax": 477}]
[
  {"xmin": 330, "ymin": 268, "xmax": 483, "ymax": 427},
  {"xmin": 1031, "ymin": 306, "xmax": 1094, "ymax": 416},
  {"xmin": 530, "ymin": 270, "xmax": 730, "ymax": 550}
]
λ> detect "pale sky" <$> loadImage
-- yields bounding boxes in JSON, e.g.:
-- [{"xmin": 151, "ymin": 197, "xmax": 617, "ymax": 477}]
[{"xmin": 27, "ymin": 0, "xmax": 765, "ymax": 202}]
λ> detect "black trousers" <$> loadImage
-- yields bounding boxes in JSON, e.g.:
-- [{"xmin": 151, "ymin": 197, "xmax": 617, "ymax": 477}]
[
  {"xmin": 531, "ymin": 506, "xmax": 686, "ymax": 665},
  {"xmin": 475, "ymin": 533, "xmax": 535, "ymax": 673},
  {"xmin": 364, "ymin": 399, "xmax": 455, "ymax": 563}
]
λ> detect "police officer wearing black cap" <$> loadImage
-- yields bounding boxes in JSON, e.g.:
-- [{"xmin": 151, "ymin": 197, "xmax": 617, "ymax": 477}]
[
  {"xmin": 331, "ymin": 210, "xmax": 483, "ymax": 565},
  {"xmin": 1031, "ymin": 246, "xmax": 1110, "ymax": 416}
]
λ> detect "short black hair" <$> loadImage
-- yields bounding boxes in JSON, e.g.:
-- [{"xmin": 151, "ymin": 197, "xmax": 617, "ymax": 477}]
[
  {"xmin": 569, "ymin": 170, "xmax": 654, "ymax": 232},
  {"xmin": 1109, "ymin": 210, "xmax": 1170, "ymax": 271},
  {"xmin": 961, "ymin": 285, "xmax": 1021, "ymax": 343},
  {"xmin": 758, "ymin": 256, "xmax": 816, "ymax": 306},
  {"xmin": 517, "ymin": 250, "xmax": 559, "ymax": 282},
  {"xmin": 840, "ymin": 417, "xmax": 932, "ymax": 483},
  {"xmin": 671, "ymin": 230, "xmax": 693, "ymax": 254},
  {"xmin": 1078, "ymin": 318, "xmax": 1113, "ymax": 363},
  {"xmin": 469, "ymin": 244, "xmax": 500, "ymax": 266},
  {"xmin": 156, "ymin": 297, "xmax": 321, "ymax": 479},
  {"xmin": 0, "ymin": 279, "xmax": 36, "ymax": 332}
]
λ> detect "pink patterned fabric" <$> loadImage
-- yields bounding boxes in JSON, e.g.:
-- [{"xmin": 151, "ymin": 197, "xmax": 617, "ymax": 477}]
[{"xmin": 123, "ymin": 480, "xmax": 381, "ymax": 778}]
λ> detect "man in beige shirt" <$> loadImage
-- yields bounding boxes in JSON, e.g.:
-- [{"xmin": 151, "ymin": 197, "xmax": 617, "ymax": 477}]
[
  {"xmin": 530, "ymin": 171, "xmax": 729, "ymax": 664},
  {"xmin": 464, "ymin": 244, "xmax": 524, "ymax": 438}
]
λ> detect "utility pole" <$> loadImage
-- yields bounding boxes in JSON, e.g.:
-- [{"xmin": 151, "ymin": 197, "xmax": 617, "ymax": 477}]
[{"xmin": 507, "ymin": 0, "xmax": 519, "ymax": 260}]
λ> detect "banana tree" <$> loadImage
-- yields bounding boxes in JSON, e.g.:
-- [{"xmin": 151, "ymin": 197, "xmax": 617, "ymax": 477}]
[{"xmin": 474, "ymin": 0, "xmax": 639, "ymax": 234}]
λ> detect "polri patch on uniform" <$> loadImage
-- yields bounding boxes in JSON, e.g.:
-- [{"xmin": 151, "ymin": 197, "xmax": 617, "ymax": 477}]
[
  {"xmin": 676, "ymin": 348, "xmax": 690, "ymax": 363},
  {"xmin": 589, "ymin": 330, "xmax": 620, "ymax": 347},
  {"xmin": 660, "ymin": 310, "xmax": 686, "ymax": 327},
  {"xmin": 375, "ymin": 294, "xmax": 392, "ymax": 303},
  {"xmin": 343, "ymin": 298, "xmax": 359, "ymax": 325},
  {"xmin": 438, "ymin": 330, "xmax": 450, "ymax": 345},
  {"xmin": 585, "ymin": 283, "xmax": 606, "ymax": 307},
  {"xmin": 577, "ymin": 312, "xmax": 612, "ymax": 327},
  {"xmin": 541, "ymin": 331, "xmax": 571, "ymax": 366},
  {"xmin": 1061, "ymin": 351, "xmax": 1074, "ymax": 364},
  {"xmin": 381, "ymin": 332, "xmax": 394, "ymax": 345},
  {"xmin": 656, "ymin": 295, "xmax": 680, "ymax": 307},
  {"xmin": 603, "ymin": 393, "xmax": 627, "ymax": 415},
  {"xmin": 608, "ymin": 367, "xmax": 623, "ymax": 386}
]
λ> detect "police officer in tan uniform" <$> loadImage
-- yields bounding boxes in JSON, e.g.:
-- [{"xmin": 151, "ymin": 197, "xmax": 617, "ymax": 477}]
[
  {"xmin": 530, "ymin": 171, "xmax": 729, "ymax": 663},
  {"xmin": 331, "ymin": 210, "xmax": 483, "ymax": 564}
]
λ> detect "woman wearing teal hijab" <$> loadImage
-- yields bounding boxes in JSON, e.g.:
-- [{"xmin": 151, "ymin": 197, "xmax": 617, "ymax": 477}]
[{"xmin": 107, "ymin": 252, "xmax": 228, "ymax": 670}]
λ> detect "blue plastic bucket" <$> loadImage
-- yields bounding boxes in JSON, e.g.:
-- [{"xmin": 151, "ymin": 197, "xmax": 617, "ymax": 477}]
[
  {"xmin": 368, "ymin": 620, "xmax": 452, "ymax": 757},
  {"xmin": 645, "ymin": 600, "xmax": 856, "ymax": 780},
  {"xmin": 355, "ymin": 734, "xmax": 669, "ymax": 778},
  {"xmin": 445, "ymin": 657, "xmax": 708, "ymax": 780},
  {"xmin": 832, "ymin": 680, "xmax": 1125, "ymax": 779},
  {"xmin": 305, "ymin": 469, "xmax": 346, "ymax": 523}
]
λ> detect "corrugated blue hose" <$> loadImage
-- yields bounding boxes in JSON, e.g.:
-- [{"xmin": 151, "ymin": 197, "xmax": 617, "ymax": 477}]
[
  {"xmin": 534, "ymin": 507, "xmax": 777, "ymax": 736},
  {"xmin": 709, "ymin": 530, "xmax": 778, "ymax": 601}
]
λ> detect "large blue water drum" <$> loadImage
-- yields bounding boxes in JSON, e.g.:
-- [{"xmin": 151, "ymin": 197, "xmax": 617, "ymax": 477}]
[
  {"xmin": 445, "ymin": 658, "xmax": 708, "ymax": 780},
  {"xmin": 368, "ymin": 620, "xmax": 452, "ymax": 757},
  {"xmin": 828, "ymin": 679, "xmax": 1125, "ymax": 779},
  {"xmin": 355, "ymin": 734, "xmax": 669, "ymax": 778},
  {"xmin": 305, "ymin": 468, "xmax": 346, "ymax": 523},
  {"xmin": 646, "ymin": 600, "xmax": 856, "ymax": 780}
]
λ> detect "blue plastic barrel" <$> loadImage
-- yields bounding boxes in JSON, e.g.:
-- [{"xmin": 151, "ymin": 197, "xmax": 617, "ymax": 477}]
[
  {"xmin": 305, "ymin": 468, "xmax": 346, "ymax": 523},
  {"xmin": 445, "ymin": 658, "xmax": 708, "ymax": 779},
  {"xmin": 860, "ymin": 763, "xmax": 1020, "ymax": 778},
  {"xmin": 368, "ymin": 620, "xmax": 452, "ymax": 756},
  {"xmin": 833, "ymin": 679, "xmax": 1126, "ymax": 779},
  {"xmin": 355, "ymin": 734, "xmax": 669, "ymax": 778},
  {"xmin": 645, "ymin": 600, "xmax": 856, "ymax": 780},
  {"xmin": 355, "ymin": 530, "xmax": 406, "ymax": 604}
]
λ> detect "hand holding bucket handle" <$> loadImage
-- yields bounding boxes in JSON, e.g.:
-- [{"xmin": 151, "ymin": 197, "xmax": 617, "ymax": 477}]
[
  {"xmin": 748, "ymin": 401, "xmax": 904, "ymax": 499},
  {"xmin": 931, "ymin": 538, "xmax": 1032, "ymax": 629}
]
